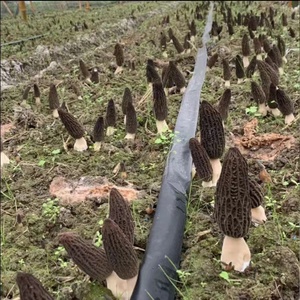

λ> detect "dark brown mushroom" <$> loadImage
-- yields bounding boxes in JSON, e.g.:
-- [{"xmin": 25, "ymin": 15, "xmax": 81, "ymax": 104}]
[
  {"xmin": 277, "ymin": 35, "xmax": 286, "ymax": 62},
  {"xmin": 48, "ymin": 84, "xmax": 60, "ymax": 118},
  {"xmin": 109, "ymin": 188, "xmax": 135, "ymax": 244},
  {"xmin": 16, "ymin": 272, "xmax": 54, "ymax": 300},
  {"xmin": 105, "ymin": 99, "xmax": 117, "ymax": 136},
  {"xmin": 288, "ymin": 27, "xmax": 296, "ymax": 38},
  {"xmin": 125, "ymin": 101, "xmax": 137, "ymax": 140},
  {"xmin": 216, "ymin": 88, "xmax": 231, "ymax": 123},
  {"xmin": 160, "ymin": 31, "xmax": 167, "ymax": 54},
  {"xmin": 146, "ymin": 59, "xmax": 161, "ymax": 85},
  {"xmin": 248, "ymin": 27, "xmax": 255, "ymax": 39},
  {"xmin": 248, "ymin": 15, "xmax": 257, "ymax": 31},
  {"xmin": 93, "ymin": 116, "xmax": 104, "ymax": 151},
  {"xmin": 79, "ymin": 59, "xmax": 91, "ymax": 83},
  {"xmin": 60, "ymin": 101, "xmax": 69, "ymax": 113},
  {"xmin": 199, "ymin": 100, "xmax": 225, "ymax": 185},
  {"xmin": 242, "ymin": 33, "xmax": 251, "ymax": 68},
  {"xmin": 281, "ymin": 13, "xmax": 288, "ymax": 27},
  {"xmin": 58, "ymin": 108, "xmax": 87, "ymax": 151},
  {"xmin": 183, "ymin": 32, "xmax": 191, "ymax": 54},
  {"xmin": 257, "ymin": 60, "xmax": 279, "ymax": 87},
  {"xmin": 33, "ymin": 84, "xmax": 41, "ymax": 106},
  {"xmin": 152, "ymin": 81, "xmax": 169, "ymax": 134},
  {"xmin": 122, "ymin": 87, "xmax": 133, "ymax": 124},
  {"xmin": 168, "ymin": 29, "xmax": 184, "ymax": 54},
  {"xmin": 268, "ymin": 82, "xmax": 281, "ymax": 117},
  {"xmin": 268, "ymin": 45, "xmax": 283, "ymax": 74},
  {"xmin": 227, "ymin": 22, "xmax": 234, "ymax": 36},
  {"xmin": 276, "ymin": 88, "xmax": 295, "ymax": 124},
  {"xmin": 59, "ymin": 232, "xmax": 113, "ymax": 282},
  {"xmin": 246, "ymin": 55, "xmax": 257, "ymax": 78},
  {"xmin": 251, "ymin": 81, "xmax": 267, "ymax": 116},
  {"xmin": 168, "ymin": 61, "xmax": 186, "ymax": 94},
  {"xmin": 113, "ymin": 43, "xmax": 124, "ymax": 74},
  {"xmin": 264, "ymin": 56, "xmax": 279, "ymax": 74},
  {"xmin": 222, "ymin": 59, "xmax": 231, "ymax": 87},
  {"xmin": 189, "ymin": 19, "xmax": 197, "ymax": 40},
  {"xmin": 253, "ymin": 37, "xmax": 262, "ymax": 60},
  {"xmin": 90, "ymin": 68, "xmax": 100, "ymax": 84},
  {"xmin": 249, "ymin": 177, "xmax": 267, "ymax": 224},
  {"xmin": 235, "ymin": 55, "xmax": 245, "ymax": 84},
  {"xmin": 22, "ymin": 86, "xmax": 31, "ymax": 102},
  {"xmin": 189, "ymin": 138, "xmax": 213, "ymax": 187},
  {"xmin": 102, "ymin": 218, "xmax": 138, "ymax": 299},
  {"xmin": 262, "ymin": 38, "xmax": 272, "ymax": 54},
  {"xmin": 215, "ymin": 147, "xmax": 251, "ymax": 272},
  {"xmin": 207, "ymin": 53, "xmax": 218, "ymax": 70}
]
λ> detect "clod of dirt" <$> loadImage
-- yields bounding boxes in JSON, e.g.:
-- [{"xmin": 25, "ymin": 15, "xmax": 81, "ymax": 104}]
[
  {"xmin": 231, "ymin": 118, "xmax": 295, "ymax": 161},
  {"xmin": 0, "ymin": 123, "xmax": 15, "ymax": 138},
  {"xmin": 49, "ymin": 176, "xmax": 143, "ymax": 205}
]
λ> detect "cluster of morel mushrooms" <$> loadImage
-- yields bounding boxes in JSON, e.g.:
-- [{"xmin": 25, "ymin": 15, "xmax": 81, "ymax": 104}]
[{"xmin": 3, "ymin": 1, "xmax": 298, "ymax": 299}]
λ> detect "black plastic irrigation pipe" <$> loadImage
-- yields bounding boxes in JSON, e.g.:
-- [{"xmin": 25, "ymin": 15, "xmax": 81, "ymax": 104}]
[
  {"xmin": 0, "ymin": 34, "xmax": 46, "ymax": 47},
  {"xmin": 131, "ymin": 3, "xmax": 214, "ymax": 300}
]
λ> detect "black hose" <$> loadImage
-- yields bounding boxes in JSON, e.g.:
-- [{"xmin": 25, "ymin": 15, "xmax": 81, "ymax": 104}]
[{"xmin": 131, "ymin": 3, "xmax": 214, "ymax": 300}]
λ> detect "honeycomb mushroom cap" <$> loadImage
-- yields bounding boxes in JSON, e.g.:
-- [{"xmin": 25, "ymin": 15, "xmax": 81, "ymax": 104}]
[
  {"xmin": 207, "ymin": 53, "xmax": 218, "ymax": 69},
  {"xmin": 33, "ymin": 84, "xmax": 40, "ymax": 98},
  {"xmin": 169, "ymin": 61, "xmax": 186, "ymax": 89},
  {"xmin": 93, "ymin": 116, "xmax": 105, "ymax": 142},
  {"xmin": 22, "ymin": 86, "xmax": 31, "ymax": 100},
  {"xmin": 125, "ymin": 101, "xmax": 138, "ymax": 135},
  {"xmin": 113, "ymin": 43, "xmax": 124, "ymax": 67},
  {"xmin": 215, "ymin": 147, "xmax": 251, "ymax": 238},
  {"xmin": 48, "ymin": 84, "xmax": 60, "ymax": 110},
  {"xmin": 257, "ymin": 60, "xmax": 279, "ymax": 86},
  {"xmin": 153, "ymin": 81, "xmax": 168, "ymax": 121},
  {"xmin": 146, "ymin": 62, "xmax": 161, "ymax": 84},
  {"xmin": 249, "ymin": 177, "xmax": 264, "ymax": 208},
  {"xmin": 217, "ymin": 89, "xmax": 231, "ymax": 121},
  {"xmin": 277, "ymin": 36, "xmax": 286, "ymax": 57},
  {"xmin": 122, "ymin": 87, "xmax": 133, "ymax": 115},
  {"xmin": 200, "ymin": 100, "xmax": 225, "ymax": 159},
  {"xmin": 235, "ymin": 55, "xmax": 245, "ymax": 79},
  {"xmin": 90, "ymin": 69, "xmax": 99, "ymax": 84},
  {"xmin": 253, "ymin": 37, "xmax": 262, "ymax": 55},
  {"xmin": 59, "ymin": 232, "xmax": 113, "ymax": 281},
  {"xmin": 171, "ymin": 34, "xmax": 184, "ymax": 54},
  {"xmin": 222, "ymin": 59, "xmax": 231, "ymax": 81},
  {"xmin": 105, "ymin": 99, "xmax": 117, "ymax": 127},
  {"xmin": 109, "ymin": 188, "xmax": 135, "ymax": 244},
  {"xmin": 58, "ymin": 108, "xmax": 85, "ymax": 139},
  {"xmin": 246, "ymin": 56, "xmax": 257, "ymax": 78},
  {"xmin": 190, "ymin": 19, "xmax": 197, "ymax": 36},
  {"xmin": 259, "ymin": 69, "xmax": 271, "ymax": 101},
  {"xmin": 276, "ymin": 88, "xmax": 294, "ymax": 116},
  {"xmin": 16, "ymin": 272, "xmax": 54, "ymax": 300},
  {"xmin": 268, "ymin": 83, "xmax": 278, "ymax": 109},
  {"xmin": 79, "ymin": 59, "xmax": 90, "ymax": 80},
  {"xmin": 242, "ymin": 33, "xmax": 251, "ymax": 57},
  {"xmin": 160, "ymin": 31, "xmax": 167, "ymax": 50},
  {"xmin": 189, "ymin": 138, "xmax": 213, "ymax": 182},
  {"xmin": 248, "ymin": 15, "xmax": 258, "ymax": 31},
  {"xmin": 102, "ymin": 218, "xmax": 138, "ymax": 280},
  {"xmin": 251, "ymin": 81, "xmax": 266, "ymax": 105}
]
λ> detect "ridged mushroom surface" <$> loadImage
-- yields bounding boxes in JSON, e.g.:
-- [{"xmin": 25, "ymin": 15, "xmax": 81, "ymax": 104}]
[
  {"xmin": 59, "ymin": 232, "xmax": 113, "ymax": 281},
  {"xmin": 189, "ymin": 138, "xmax": 213, "ymax": 182},
  {"xmin": 246, "ymin": 56, "xmax": 257, "ymax": 78},
  {"xmin": 33, "ymin": 84, "xmax": 40, "ymax": 98},
  {"xmin": 109, "ymin": 188, "xmax": 135, "ymax": 244},
  {"xmin": 113, "ymin": 43, "xmax": 124, "ymax": 67},
  {"xmin": 235, "ymin": 55, "xmax": 245, "ymax": 82},
  {"xmin": 79, "ymin": 59, "xmax": 90, "ymax": 80},
  {"xmin": 257, "ymin": 60, "xmax": 279, "ymax": 86},
  {"xmin": 200, "ymin": 100, "xmax": 225, "ymax": 159},
  {"xmin": 105, "ymin": 99, "xmax": 117, "ymax": 127},
  {"xmin": 276, "ymin": 89, "xmax": 294, "ymax": 116},
  {"xmin": 168, "ymin": 61, "xmax": 186, "ymax": 90},
  {"xmin": 146, "ymin": 61, "xmax": 161, "ymax": 84},
  {"xmin": 122, "ymin": 87, "xmax": 133, "ymax": 115},
  {"xmin": 251, "ymin": 81, "xmax": 266, "ymax": 105},
  {"xmin": 102, "ymin": 218, "xmax": 138, "ymax": 280},
  {"xmin": 125, "ymin": 101, "xmax": 138, "ymax": 136},
  {"xmin": 249, "ymin": 177, "xmax": 264, "ymax": 209},
  {"xmin": 222, "ymin": 59, "xmax": 231, "ymax": 83},
  {"xmin": 58, "ymin": 108, "xmax": 85, "ymax": 139},
  {"xmin": 16, "ymin": 272, "xmax": 54, "ymax": 300},
  {"xmin": 93, "ymin": 116, "xmax": 105, "ymax": 142},
  {"xmin": 153, "ymin": 81, "xmax": 168, "ymax": 121},
  {"xmin": 215, "ymin": 147, "xmax": 251, "ymax": 238},
  {"xmin": 22, "ymin": 86, "xmax": 31, "ymax": 100},
  {"xmin": 48, "ymin": 84, "xmax": 60, "ymax": 109},
  {"xmin": 207, "ymin": 53, "xmax": 218, "ymax": 69},
  {"xmin": 259, "ymin": 69, "xmax": 271, "ymax": 102},
  {"xmin": 216, "ymin": 89, "xmax": 231, "ymax": 121}
]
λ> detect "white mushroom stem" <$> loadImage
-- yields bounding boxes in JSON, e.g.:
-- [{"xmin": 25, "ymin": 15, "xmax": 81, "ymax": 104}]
[
  {"xmin": 221, "ymin": 236, "xmax": 251, "ymax": 272},
  {"xmin": 237, "ymin": 78, "xmax": 244, "ymax": 84},
  {"xmin": 94, "ymin": 141, "xmax": 102, "ymax": 152},
  {"xmin": 125, "ymin": 133, "xmax": 136, "ymax": 140},
  {"xmin": 156, "ymin": 120, "xmax": 169, "ymax": 135},
  {"xmin": 284, "ymin": 113, "xmax": 295, "ymax": 125},
  {"xmin": 190, "ymin": 35, "xmax": 195, "ymax": 42},
  {"xmin": 191, "ymin": 165, "xmax": 196, "ymax": 179},
  {"xmin": 35, "ymin": 97, "xmax": 41, "ymax": 106},
  {"xmin": 73, "ymin": 137, "xmax": 88, "ymax": 152},
  {"xmin": 124, "ymin": 115, "xmax": 127, "ymax": 125},
  {"xmin": 52, "ymin": 109, "xmax": 59, "ymax": 118},
  {"xmin": 180, "ymin": 86, "xmax": 186, "ymax": 94},
  {"xmin": 202, "ymin": 180, "xmax": 213, "ymax": 188},
  {"xmin": 206, "ymin": 66, "xmax": 211, "ymax": 72},
  {"xmin": 114, "ymin": 66, "xmax": 124, "ymax": 75},
  {"xmin": 184, "ymin": 49, "xmax": 191, "ymax": 55},
  {"xmin": 106, "ymin": 126, "xmax": 116, "ymax": 136},
  {"xmin": 256, "ymin": 54, "xmax": 263, "ymax": 60},
  {"xmin": 210, "ymin": 158, "xmax": 222, "ymax": 186},
  {"xmin": 106, "ymin": 271, "xmax": 138, "ymax": 300},
  {"xmin": 258, "ymin": 103, "xmax": 268, "ymax": 116},
  {"xmin": 282, "ymin": 56, "xmax": 287, "ymax": 64},
  {"xmin": 278, "ymin": 67, "xmax": 284, "ymax": 75},
  {"xmin": 243, "ymin": 56, "xmax": 249, "ymax": 68},
  {"xmin": 1, "ymin": 151, "xmax": 10, "ymax": 168},
  {"xmin": 269, "ymin": 108, "xmax": 281, "ymax": 117},
  {"xmin": 224, "ymin": 80, "xmax": 230, "ymax": 87},
  {"xmin": 162, "ymin": 51, "xmax": 168, "ymax": 58},
  {"xmin": 251, "ymin": 205, "xmax": 267, "ymax": 225}
]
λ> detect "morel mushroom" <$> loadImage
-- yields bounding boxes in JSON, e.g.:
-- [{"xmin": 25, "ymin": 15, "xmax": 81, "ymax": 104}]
[
  {"xmin": 200, "ymin": 101, "xmax": 225, "ymax": 186},
  {"xmin": 33, "ymin": 84, "xmax": 41, "ymax": 106},
  {"xmin": 0, "ymin": 139, "xmax": 10, "ymax": 168},
  {"xmin": 246, "ymin": 56, "xmax": 257, "ymax": 78},
  {"xmin": 222, "ymin": 59, "xmax": 231, "ymax": 87},
  {"xmin": 48, "ymin": 84, "xmax": 60, "ymax": 118},
  {"xmin": 257, "ymin": 60, "xmax": 279, "ymax": 87},
  {"xmin": 268, "ymin": 45, "xmax": 283, "ymax": 75},
  {"xmin": 152, "ymin": 81, "xmax": 169, "ymax": 134},
  {"xmin": 16, "ymin": 272, "xmax": 54, "ymax": 300},
  {"xmin": 102, "ymin": 218, "xmax": 138, "ymax": 300},
  {"xmin": 242, "ymin": 33, "xmax": 251, "ymax": 68},
  {"xmin": 58, "ymin": 108, "xmax": 88, "ymax": 151},
  {"xmin": 277, "ymin": 35, "xmax": 287, "ymax": 63},
  {"xmin": 183, "ymin": 32, "xmax": 191, "ymax": 54},
  {"xmin": 79, "ymin": 59, "xmax": 91, "ymax": 83},
  {"xmin": 125, "ymin": 101, "xmax": 137, "ymax": 140},
  {"xmin": 122, "ymin": 87, "xmax": 133, "ymax": 125},
  {"xmin": 251, "ymin": 81, "xmax": 267, "ymax": 116},
  {"xmin": 113, "ymin": 43, "xmax": 124, "ymax": 75},
  {"xmin": 216, "ymin": 88, "xmax": 231, "ymax": 123},
  {"xmin": 253, "ymin": 37, "xmax": 262, "ymax": 60},
  {"xmin": 235, "ymin": 55, "xmax": 245, "ymax": 84},
  {"xmin": 105, "ymin": 99, "xmax": 117, "ymax": 136},
  {"xmin": 146, "ymin": 59, "xmax": 161, "ymax": 86},
  {"xmin": 160, "ymin": 31, "xmax": 167, "ymax": 57},
  {"xmin": 189, "ymin": 138, "xmax": 213, "ymax": 187},
  {"xmin": 249, "ymin": 177, "xmax": 267, "ymax": 225},
  {"xmin": 207, "ymin": 53, "xmax": 218, "ymax": 71},
  {"xmin": 21, "ymin": 86, "xmax": 31, "ymax": 106},
  {"xmin": 59, "ymin": 232, "xmax": 113, "ymax": 282},
  {"xmin": 168, "ymin": 28, "xmax": 184, "ymax": 54},
  {"xmin": 268, "ymin": 83, "xmax": 281, "ymax": 117},
  {"xmin": 93, "ymin": 116, "xmax": 104, "ymax": 151},
  {"xmin": 168, "ymin": 61, "xmax": 186, "ymax": 94},
  {"xmin": 276, "ymin": 88, "xmax": 295, "ymax": 125},
  {"xmin": 189, "ymin": 19, "xmax": 197, "ymax": 41},
  {"xmin": 90, "ymin": 68, "xmax": 100, "ymax": 84},
  {"xmin": 215, "ymin": 147, "xmax": 251, "ymax": 272},
  {"xmin": 109, "ymin": 188, "xmax": 135, "ymax": 244}
]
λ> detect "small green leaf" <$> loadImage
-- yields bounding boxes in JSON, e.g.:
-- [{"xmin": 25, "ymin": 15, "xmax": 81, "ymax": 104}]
[
  {"xmin": 52, "ymin": 149, "xmax": 61, "ymax": 155},
  {"xmin": 219, "ymin": 271, "xmax": 230, "ymax": 282},
  {"xmin": 155, "ymin": 138, "xmax": 162, "ymax": 144},
  {"xmin": 38, "ymin": 160, "xmax": 46, "ymax": 167}
]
